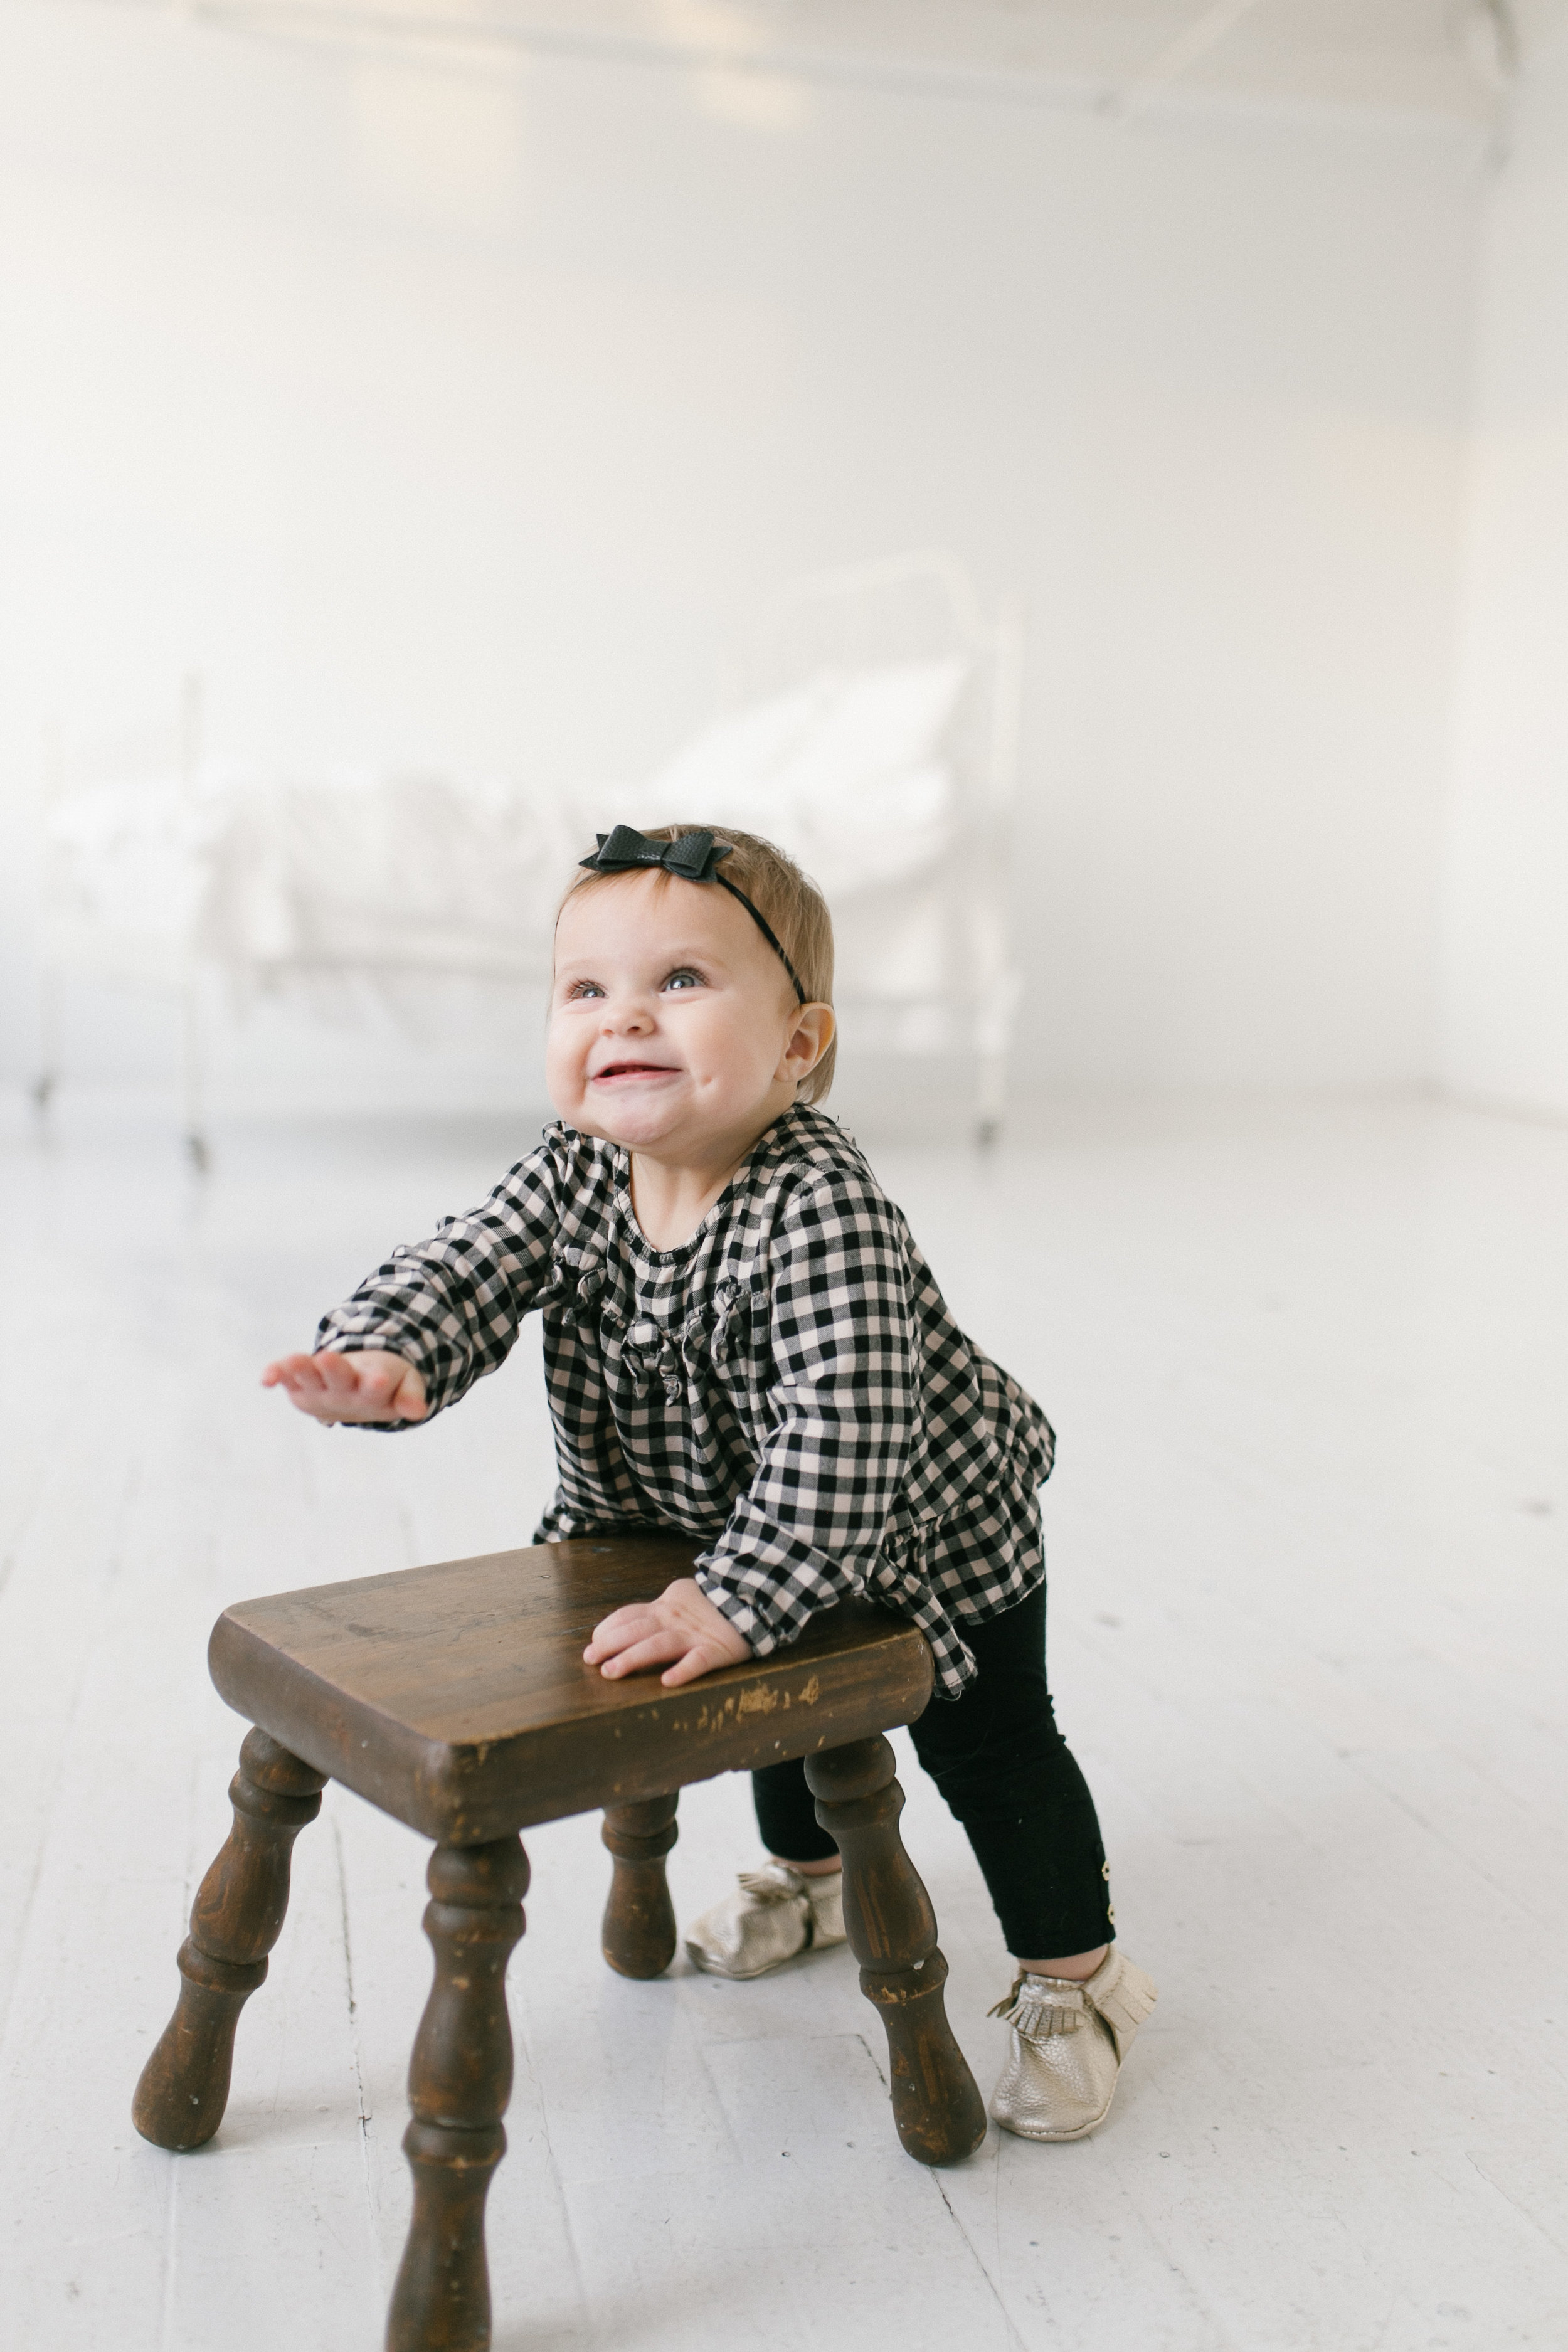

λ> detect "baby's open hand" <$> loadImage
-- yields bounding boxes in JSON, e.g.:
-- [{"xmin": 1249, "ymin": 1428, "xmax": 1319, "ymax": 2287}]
[
  {"xmin": 262, "ymin": 1348, "xmax": 428, "ymax": 1424},
  {"xmin": 585, "ymin": 1576, "xmax": 751, "ymax": 1688}
]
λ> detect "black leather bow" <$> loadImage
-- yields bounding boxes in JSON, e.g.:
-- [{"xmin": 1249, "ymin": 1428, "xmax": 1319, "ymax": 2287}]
[
  {"xmin": 580, "ymin": 825, "xmax": 732, "ymax": 882},
  {"xmin": 576, "ymin": 824, "xmax": 808, "ymax": 1002}
]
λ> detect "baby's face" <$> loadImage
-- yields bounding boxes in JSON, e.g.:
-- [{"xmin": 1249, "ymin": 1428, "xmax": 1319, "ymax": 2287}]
[{"xmin": 548, "ymin": 870, "xmax": 822, "ymax": 1161}]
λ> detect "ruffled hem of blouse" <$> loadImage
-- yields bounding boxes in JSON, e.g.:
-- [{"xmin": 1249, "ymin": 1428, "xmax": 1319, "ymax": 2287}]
[{"xmin": 881, "ymin": 1461, "xmax": 1043, "ymax": 1571}]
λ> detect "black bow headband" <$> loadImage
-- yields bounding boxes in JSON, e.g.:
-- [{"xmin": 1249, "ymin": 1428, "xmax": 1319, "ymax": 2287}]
[{"xmin": 578, "ymin": 825, "xmax": 808, "ymax": 1005}]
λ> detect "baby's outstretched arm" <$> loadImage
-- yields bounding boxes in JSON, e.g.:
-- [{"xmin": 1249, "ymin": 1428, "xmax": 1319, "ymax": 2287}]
[
  {"xmin": 262, "ymin": 1348, "xmax": 429, "ymax": 1424},
  {"xmin": 585, "ymin": 1578, "xmax": 750, "ymax": 1688}
]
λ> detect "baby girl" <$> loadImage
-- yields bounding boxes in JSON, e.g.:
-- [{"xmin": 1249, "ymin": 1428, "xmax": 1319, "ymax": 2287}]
[{"xmin": 263, "ymin": 822, "xmax": 1156, "ymax": 2141}]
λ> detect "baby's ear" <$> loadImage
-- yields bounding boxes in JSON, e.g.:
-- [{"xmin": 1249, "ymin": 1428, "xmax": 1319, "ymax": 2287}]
[{"xmin": 787, "ymin": 1003, "xmax": 835, "ymax": 1076}]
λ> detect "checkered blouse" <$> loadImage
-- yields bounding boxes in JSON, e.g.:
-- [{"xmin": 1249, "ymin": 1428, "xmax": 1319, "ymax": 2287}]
[{"xmin": 318, "ymin": 1104, "xmax": 1053, "ymax": 1696}]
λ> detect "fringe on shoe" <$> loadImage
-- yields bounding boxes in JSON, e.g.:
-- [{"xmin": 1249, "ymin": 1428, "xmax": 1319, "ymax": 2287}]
[{"xmin": 989, "ymin": 1952, "xmax": 1157, "ymax": 2060}]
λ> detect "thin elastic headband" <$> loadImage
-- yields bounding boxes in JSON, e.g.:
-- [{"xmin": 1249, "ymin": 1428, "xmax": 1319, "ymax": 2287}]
[{"xmin": 578, "ymin": 825, "xmax": 809, "ymax": 1005}]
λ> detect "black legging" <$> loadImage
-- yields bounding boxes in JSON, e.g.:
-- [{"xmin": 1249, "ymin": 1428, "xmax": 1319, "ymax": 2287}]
[{"xmin": 752, "ymin": 1582, "xmax": 1113, "ymax": 1961}]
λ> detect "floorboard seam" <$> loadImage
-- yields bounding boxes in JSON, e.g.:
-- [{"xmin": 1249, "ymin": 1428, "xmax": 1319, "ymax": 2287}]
[
  {"xmin": 330, "ymin": 1810, "xmax": 381, "ymax": 2283},
  {"xmin": 928, "ymin": 2164, "xmax": 1030, "ymax": 2350}
]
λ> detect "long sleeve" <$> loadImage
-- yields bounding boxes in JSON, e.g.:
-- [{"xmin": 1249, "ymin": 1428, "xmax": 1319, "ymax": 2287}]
[
  {"xmin": 694, "ymin": 1170, "xmax": 916, "ymax": 1652},
  {"xmin": 302, "ymin": 1102, "xmax": 1044, "ymax": 1697},
  {"xmin": 315, "ymin": 1137, "xmax": 567, "ymax": 1418}
]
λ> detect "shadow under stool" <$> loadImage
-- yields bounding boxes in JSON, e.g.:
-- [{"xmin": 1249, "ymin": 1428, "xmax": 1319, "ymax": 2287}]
[{"xmin": 132, "ymin": 1535, "xmax": 987, "ymax": 2351}]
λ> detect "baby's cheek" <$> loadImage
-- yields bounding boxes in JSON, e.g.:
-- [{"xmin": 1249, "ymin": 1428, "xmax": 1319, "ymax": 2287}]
[{"xmin": 543, "ymin": 1026, "xmax": 585, "ymax": 1108}]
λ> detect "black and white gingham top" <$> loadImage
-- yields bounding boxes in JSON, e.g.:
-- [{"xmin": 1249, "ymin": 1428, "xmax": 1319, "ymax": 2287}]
[{"xmin": 319, "ymin": 1104, "xmax": 1053, "ymax": 1696}]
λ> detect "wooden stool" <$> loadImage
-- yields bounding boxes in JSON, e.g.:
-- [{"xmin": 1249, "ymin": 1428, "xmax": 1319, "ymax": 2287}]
[{"xmin": 132, "ymin": 1535, "xmax": 987, "ymax": 2351}]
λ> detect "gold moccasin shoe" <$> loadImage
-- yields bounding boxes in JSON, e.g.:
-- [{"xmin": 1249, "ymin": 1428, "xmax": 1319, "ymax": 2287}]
[
  {"xmin": 988, "ymin": 1947, "xmax": 1158, "ymax": 2141},
  {"xmin": 683, "ymin": 1863, "xmax": 847, "ymax": 1979}
]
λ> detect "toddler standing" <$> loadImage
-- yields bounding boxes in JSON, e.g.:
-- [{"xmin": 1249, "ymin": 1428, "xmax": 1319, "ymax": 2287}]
[{"xmin": 264, "ymin": 822, "xmax": 1156, "ymax": 2141}]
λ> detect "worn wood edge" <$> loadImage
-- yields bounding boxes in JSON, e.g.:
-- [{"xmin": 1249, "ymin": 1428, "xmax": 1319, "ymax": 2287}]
[
  {"xmin": 208, "ymin": 1611, "xmax": 437, "ymax": 1821},
  {"xmin": 208, "ymin": 1606, "xmax": 933, "ymax": 1843},
  {"xmin": 472, "ymin": 1633, "xmax": 935, "ymax": 1838}
]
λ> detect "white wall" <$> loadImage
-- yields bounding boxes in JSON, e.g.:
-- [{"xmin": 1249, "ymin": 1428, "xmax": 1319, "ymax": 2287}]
[
  {"xmin": 0, "ymin": 2, "xmax": 1483, "ymax": 1112},
  {"xmin": 1443, "ymin": 40, "xmax": 1568, "ymax": 1120}
]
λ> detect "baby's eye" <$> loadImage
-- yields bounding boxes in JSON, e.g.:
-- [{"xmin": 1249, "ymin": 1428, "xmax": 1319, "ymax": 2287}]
[
  {"xmin": 662, "ymin": 968, "xmax": 706, "ymax": 993},
  {"xmin": 566, "ymin": 980, "xmax": 605, "ymax": 1001}
]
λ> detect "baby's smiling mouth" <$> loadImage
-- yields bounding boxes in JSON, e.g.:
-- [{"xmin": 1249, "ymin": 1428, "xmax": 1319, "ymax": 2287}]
[{"xmin": 591, "ymin": 1061, "xmax": 680, "ymax": 1081}]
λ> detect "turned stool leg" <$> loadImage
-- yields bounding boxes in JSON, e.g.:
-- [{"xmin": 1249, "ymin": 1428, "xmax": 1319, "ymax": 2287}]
[
  {"xmin": 807, "ymin": 1736, "xmax": 987, "ymax": 2168},
  {"xmin": 388, "ymin": 1836, "xmax": 529, "ymax": 2352},
  {"xmin": 600, "ymin": 1793, "xmax": 679, "ymax": 1978},
  {"xmin": 132, "ymin": 1727, "xmax": 326, "ymax": 2151}
]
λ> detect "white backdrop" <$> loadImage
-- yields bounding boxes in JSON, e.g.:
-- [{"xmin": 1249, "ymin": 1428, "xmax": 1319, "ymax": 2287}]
[
  {"xmin": 1444, "ymin": 36, "xmax": 1568, "ymax": 1120},
  {"xmin": 0, "ymin": 0, "xmax": 1486, "ymax": 1115}
]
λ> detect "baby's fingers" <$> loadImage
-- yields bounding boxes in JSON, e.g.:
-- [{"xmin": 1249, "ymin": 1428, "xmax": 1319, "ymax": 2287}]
[
  {"xmin": 583, "ymin": 1606, "xmax": 655, "ymax": 1664},
  {"xmin": 660, "ymin": 1643, "xmax": 733, "ymax": 1689},
  {"xmin": 596, "ymin": 1629, "xmax": 687, "ymax": 1680},
  {"xmin": 307, "ymin": 1351, "xmax": 427, "ymax": 1422},
  {"xmin": 342, "ymin": 1353, "xmax": 428, "ymax": 1421},
  {"xmin": 263, "ymin": 1360, "xmax": 345, "ymax": 1421}
]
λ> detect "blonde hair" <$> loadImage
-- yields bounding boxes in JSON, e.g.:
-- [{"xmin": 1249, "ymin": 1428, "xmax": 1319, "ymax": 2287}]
[{"xmin": 559, "ymin": 824, "xmax": 837, "ymax": 1103}]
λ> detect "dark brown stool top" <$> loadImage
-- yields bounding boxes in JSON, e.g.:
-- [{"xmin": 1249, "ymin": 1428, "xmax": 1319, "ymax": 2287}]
[
  {"xmin": 134, "ymin": 1537, "xmax": 987, "ymax": 2352},
  {"xmin": 209, "ymin": 1535, "xmax": 936, "ymax": 1841}
]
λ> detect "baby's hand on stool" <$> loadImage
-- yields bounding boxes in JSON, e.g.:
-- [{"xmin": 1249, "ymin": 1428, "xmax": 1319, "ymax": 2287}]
[
  {"xmin": 586, "ymin": 1577, "xmax": 751, "ymax": 1687},
  {"xmin": 262, "ymin": 1348, "xmax": 429, "ymax": 1424}
]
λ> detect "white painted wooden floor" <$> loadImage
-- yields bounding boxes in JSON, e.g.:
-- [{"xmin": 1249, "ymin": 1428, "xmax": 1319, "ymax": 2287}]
[{"xmin": 3, "ymin": 1091, "xmax": 1565, "ymax": 2352}]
